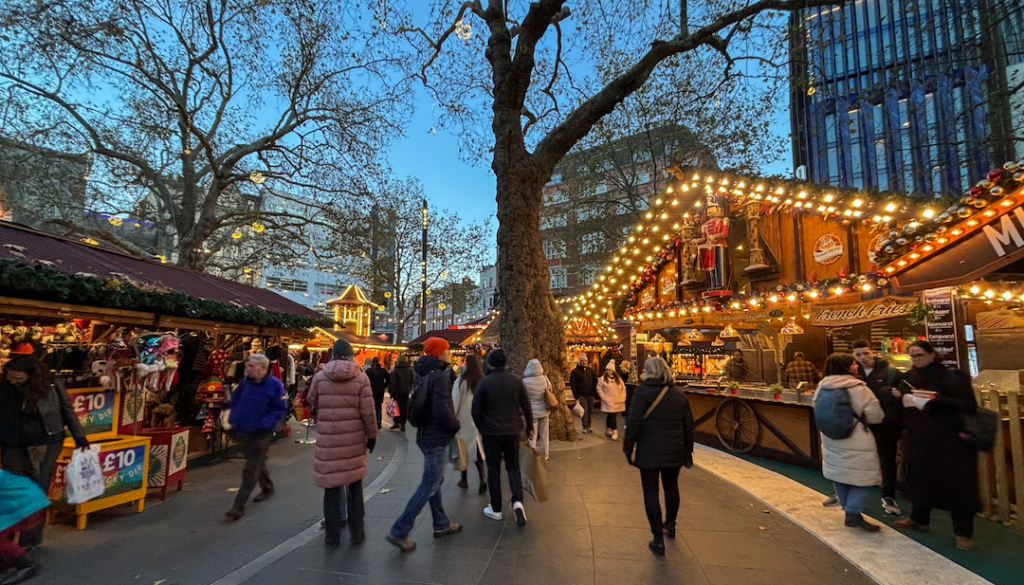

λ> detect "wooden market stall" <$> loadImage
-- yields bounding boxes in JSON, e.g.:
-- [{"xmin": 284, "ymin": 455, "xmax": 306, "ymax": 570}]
[
  {"xmin": 325, "ymin": 285, "xmax": 405, "ymax": 367},
  {"xmin": 0, "ymin": 221, "xmax": 326, "ymax": 527}
]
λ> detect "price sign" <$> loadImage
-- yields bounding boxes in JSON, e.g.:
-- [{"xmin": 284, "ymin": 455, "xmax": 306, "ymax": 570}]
[
  {"xmin": 100, "ymin": 445, "xmax": 146, "ymax": 497},
  {"xmin": 68, "ymin": 388, "xmax": 117, "ymax": 437}
]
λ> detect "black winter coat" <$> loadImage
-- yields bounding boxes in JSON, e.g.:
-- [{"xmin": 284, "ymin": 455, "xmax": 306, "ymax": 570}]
[
  {"xmin": 366, "ymin": 366, "xmax": 389, "ymax": 404},
  {"xmin": 472, "ymin": 368, "xmax": 534, "ymax": 437},
  {"xmin": 857, "ymin": 357, "xmax": 903, "ymax": 430},
  {"xmin": 569, "ymin": 365, "xmax": 597, "ymax": 398},
  {"xmin": 901, "ymin": 362, "xmax": 978, "ymax": 512},
  {"xmin": 623, "ymin": 381, "xmax": 694, "ymax": 469},
  {"xmin": 413, "ymin": 356, "xmax": 460, "ymax": 449},
  {"xmin": 0, "ymin": 380, "xmax": 87, "ymax": 447},
  {"xmin": 390, "ymin": 363, "xmax": 414, "ymax": 399}
]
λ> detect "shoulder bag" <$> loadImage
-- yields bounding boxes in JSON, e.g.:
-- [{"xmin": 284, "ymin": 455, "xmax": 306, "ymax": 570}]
[{"xmin": 544, "ymin": 378, "xmax": 559, "ymax": 410}]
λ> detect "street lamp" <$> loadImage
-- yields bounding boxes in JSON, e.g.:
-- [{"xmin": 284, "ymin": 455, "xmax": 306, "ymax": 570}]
[{"xmin": 420, "ymin": 199, "xmax": 428, "ymax": 336}]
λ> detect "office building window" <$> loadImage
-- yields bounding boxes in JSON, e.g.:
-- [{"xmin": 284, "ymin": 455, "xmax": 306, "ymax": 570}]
[
  {"xmin": 543, "ymin": 239, "xmax": 566, "ymax": 259},
  {"xmin": 541, "ymin": 213, "xmax": 567, "ymax": 229},
  {"xmin": 545, "ymin": 191, "xmax": 567, "ymax": 205},
  {"xmin": 549, "ymin": 266, "xmax": 567, "ymax": 289},
  {"xmin": 265, "ymin": 277, "xmax": 308, "ymax": 293},
  {"xmin": 581, "ymin": 232, "xmax": 605, "ymax": 255}
]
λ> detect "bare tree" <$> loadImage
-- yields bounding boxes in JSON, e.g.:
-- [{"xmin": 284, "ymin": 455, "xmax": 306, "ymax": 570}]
[
  {"xmin": 340, "ymin": 177, "xmax": 492, "ymax": 344},
  {"xmin": 0, "ymin": 0, "xmax": 411, "ymax": 269},
  {"xmin": 395, "ymin": 0, "xmax": 840, "ymax": 440}
]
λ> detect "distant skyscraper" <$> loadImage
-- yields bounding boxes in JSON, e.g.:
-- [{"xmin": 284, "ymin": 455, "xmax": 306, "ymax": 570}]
[{"xmin": 790, "ymin": 0, "xmax": 1024, "ymax": 196}]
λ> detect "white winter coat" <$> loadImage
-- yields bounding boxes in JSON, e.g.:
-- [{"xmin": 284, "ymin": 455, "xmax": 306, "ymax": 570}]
[
  {"xmin": 597, "ymin": 373, "xmax": 626, "ymax": 413},
  {"xmin": 813, "ymin": 374, "xmax": 884, "ymax": 487},
  {"xmin": 522, "ymin": 359, "xmax": 551, "ymax": 419},
  {"xmin": 452, "ymin": 374, "xmax": 484, "ymax": 466}
]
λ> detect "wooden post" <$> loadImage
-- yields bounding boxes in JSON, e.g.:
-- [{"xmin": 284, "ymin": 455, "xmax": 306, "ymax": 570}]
[
  {"xmin": 1008, "ymin": 389, "xmax": 1024, "ymax": 530},
  {"xmin": 977, "ymin": 382, "xmax": 993, "ymax": 517},
  {"xmin": 991, "ymin": 388, "xmax": 1010, "ymax": 523}
]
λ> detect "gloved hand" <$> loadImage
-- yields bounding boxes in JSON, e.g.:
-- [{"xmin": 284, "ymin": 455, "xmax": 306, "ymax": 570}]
[
  {"xmin": 74, "ymin": 436, "xmax": 90, "ymax": 450},
  {"xmin": 366, "ymin": 437, "xmax": 376, "ymax": 453},
  {"xmin": 902, "ymin": 394, "xmax": 930, "ymax": 410},
  {"xmin": 684, "ymin": 460, "xmax": 694, "ymax": 469}
]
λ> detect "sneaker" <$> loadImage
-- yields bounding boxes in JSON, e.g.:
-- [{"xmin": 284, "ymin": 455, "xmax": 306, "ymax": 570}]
[
  {"xmin": 611, "ymin": 430, "xmax": 618, "ymax": 441},
  {"xmin": 956, "ymin": 536, "xmax": 973, "ymax": 551},
  {"xmin": 513, "ymin": 502, "xmax": 527, "ymax": 527},
  {"xmin": 881, "ymin": 497, "xmax": 901, "ymax": 516},
  {"xmin": 0, "ymin": 564, "xmax": 40, "ymax": 585},
  {"xmin": 385, "ymin": 535, "xmax": 417, "ymax": 552},
  {"xmin": 433, "ymin": 522, "xmax": 463, "ymax": 538},
  {"xmin": 483, "ymin": 505, "xmax": 502, "ymax": 521},
  {"xmin": 822, "ymin": 494, "xmax": 840, "ymax": 507}
]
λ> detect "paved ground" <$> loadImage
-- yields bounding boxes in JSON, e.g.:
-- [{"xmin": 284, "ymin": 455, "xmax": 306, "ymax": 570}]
[{"xmin": 28, "ymin": 420, "xmax": 879, "ymax": 585}]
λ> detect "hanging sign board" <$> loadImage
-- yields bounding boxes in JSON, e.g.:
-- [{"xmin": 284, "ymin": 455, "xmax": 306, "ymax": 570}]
[
  {"xmin": 923, "ymin": 287, "xmax": 960, "ymax": 369},
  {"xmin": 811, "ymin": 297, "xmax": 917, "ymax": 327}
]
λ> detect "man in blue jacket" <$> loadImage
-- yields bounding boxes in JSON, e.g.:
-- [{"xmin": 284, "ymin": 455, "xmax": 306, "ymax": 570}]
[
  {"xmin": 225, "ymin": 353, "xmax": 288, "ymax": 521},
  {"xmin": 386, "ymin": 337, "xmax": 462, "ymax": 552}
]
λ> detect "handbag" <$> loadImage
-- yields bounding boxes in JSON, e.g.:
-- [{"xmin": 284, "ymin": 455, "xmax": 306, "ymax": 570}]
[
  {"xmin": 644, "ymin": 386, "xmax": 670, "ymax": 420},
  {"xmin": 544, "ymin": 378, "xmax": 559, "ymax": 410},
  {"xmin": 959, "ymin": 408, "xmax": 998, "ymax": 451},
  {"xmin": 386, "ymin": 399, "xmax": 401, "ymax": 418},
  {"xmin": 519, "ymin": 443, "xmax": 548, "ymax": 502}
]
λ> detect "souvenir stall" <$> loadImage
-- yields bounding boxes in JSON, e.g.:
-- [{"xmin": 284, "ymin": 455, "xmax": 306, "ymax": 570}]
[
  {"xmin": 563, "ymin": 165, "xmax": 966, "ymax": 468},
  {"xmin": 0, "ymin": 222, "xmax": 328, "ymax": 527},
  {"xmin": 326, "ymin": 286, "xmax": 406, "ymax": 368}
]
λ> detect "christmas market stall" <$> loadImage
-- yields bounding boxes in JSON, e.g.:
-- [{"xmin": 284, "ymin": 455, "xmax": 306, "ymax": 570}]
[
  {"xmin": 0, "ymin": 221, "xmax": 327, "ymax": 527},
  {"xmin": 322, "ymin": 285, "xmax": 406, "ymax": 368},
  {"xmin": 565, "ymin": 165, "xmax": 963, "ymax": 468},
  {"xmin": 872, "ymin": 162, "xmax": 1024, "ymax": 527}
]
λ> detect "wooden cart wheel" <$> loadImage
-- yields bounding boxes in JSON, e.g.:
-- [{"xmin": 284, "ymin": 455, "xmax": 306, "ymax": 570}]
[{"xmin": 714, "ymin": 398, "xmax": 760, "ymax": 454}]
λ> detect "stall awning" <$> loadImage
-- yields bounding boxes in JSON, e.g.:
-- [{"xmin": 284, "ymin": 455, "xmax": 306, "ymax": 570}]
[
  {"xmin": 408, "ymin": 329, "xmax": 479, "ymax": 346},
  {"xmin": 0, "ymin": 221, "xmax": 322, "ymax": 322},
  {"xmin": 882, "ymin": 181, "xmax": 1024, "ymax": 293}
]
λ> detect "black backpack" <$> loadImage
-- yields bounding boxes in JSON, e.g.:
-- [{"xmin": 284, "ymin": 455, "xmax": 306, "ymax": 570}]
[{"xmin": 407, "ymin": 371, "xmax": 434, "ymax": 428}]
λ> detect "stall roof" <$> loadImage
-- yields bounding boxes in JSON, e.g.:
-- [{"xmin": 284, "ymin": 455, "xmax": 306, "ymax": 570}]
[
  {"xmin": 408, "ymin": 328, "xmax": 480, "ymax": 346},
  {"xmin": 0, "ymin": 221, "xmax": 320, "ymax": 318}
]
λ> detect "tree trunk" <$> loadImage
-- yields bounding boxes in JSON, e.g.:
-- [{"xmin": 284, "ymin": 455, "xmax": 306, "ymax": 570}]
[{"xmin": 494, "ymin": 161, "xmax": 577, "ymax": 442}]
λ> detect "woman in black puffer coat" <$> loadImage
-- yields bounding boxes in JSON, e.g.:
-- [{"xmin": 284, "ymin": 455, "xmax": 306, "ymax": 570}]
[{"xmin": 623, "ymin": 357, "xmax": 694, "ymax": 557}]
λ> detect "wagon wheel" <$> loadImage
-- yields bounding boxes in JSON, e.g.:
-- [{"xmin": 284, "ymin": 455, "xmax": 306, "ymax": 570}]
[{"xmin": 715, "ymin": 398, "xmax": 760, "ymax": 454}]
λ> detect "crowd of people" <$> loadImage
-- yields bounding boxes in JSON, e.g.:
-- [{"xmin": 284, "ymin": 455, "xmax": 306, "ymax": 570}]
[{"xmin": 0, "ymin": 331, "xmax": 988, "ymax": 583}]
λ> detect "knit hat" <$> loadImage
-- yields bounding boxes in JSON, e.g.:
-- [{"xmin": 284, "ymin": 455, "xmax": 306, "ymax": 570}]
[
  {"xmin": 422, "ymin": 337, "xmax": 448, "ymax": 357},
  {"xmin": 332, "ymin": 339, "xmax": 354, "ymax": 360},
  {"xmin": 487, "ymin": 349, "xmax": 507, "ymax": 368},
  {"xmin": 605, "ymin": 359, "xmax": 616, "ymax": 371},
  {"xmin": 11, "ymin": 343, "xmax": 33, "ymax": 355}
]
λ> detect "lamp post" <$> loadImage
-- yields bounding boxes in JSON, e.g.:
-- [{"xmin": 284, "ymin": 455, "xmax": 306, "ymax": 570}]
[{"xmin": 420, "ymin": 199, "xmax": 428, "ymax": 336}]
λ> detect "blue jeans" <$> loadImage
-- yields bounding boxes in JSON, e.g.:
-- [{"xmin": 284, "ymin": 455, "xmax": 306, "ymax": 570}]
[
  {"xmin": 389, "ymin": 445, "xmax": 451, "ymax": 539},
  {"xmin": 833, "ymin": 482, "xmax": 869, "ymax": 515}
]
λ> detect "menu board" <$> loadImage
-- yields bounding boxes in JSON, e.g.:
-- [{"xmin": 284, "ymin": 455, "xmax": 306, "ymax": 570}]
[
  {"xmin": 825, "ymin": 314, "xmax": 925, "ymax": 356},
  {"xmin": 923, "ymin": 287, "xmax": 960, "ymax": 368}
]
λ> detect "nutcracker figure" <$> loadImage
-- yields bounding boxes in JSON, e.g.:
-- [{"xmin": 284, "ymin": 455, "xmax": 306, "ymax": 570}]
[
  {"xmin": 744, "ymin": 199, "xmax": 769, "ymax": 271},
  {"xmin": 694, "ymin": 195, "xmax": 731, "ymax": 298}
]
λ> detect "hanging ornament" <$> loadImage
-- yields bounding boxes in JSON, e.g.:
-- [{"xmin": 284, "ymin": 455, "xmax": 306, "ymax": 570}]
[
  {"xmin": 250, "ymin": 171, "xmax": 266, "ymax": 184},
  {"xmin": 685, "ymin": 329, "xmax": 702, "ymax": 340},
  {"xmin": 677, "ymin": 338, "xmax": 691, "ymax": 346},
  {"xmin": 719, "ymin": 324, "xmax": 739, "ymax": 338},
  {"xmin": 232, "ymin": 229, "xmax": 243, "ymax": 240},
  {"xmin": 711, "ymin": 337, "xmax": 725, "ymax": 346},
  {"xmin": 781, "ymin": 320, "xmax": 805, "ymax": 334},
  {"xmin": 252, "ymin": 221, "xmax": 266, "ymax": 233},
  {"xmin": 957, "ymin": 207, "xmax": 973, "ymax": 219}
]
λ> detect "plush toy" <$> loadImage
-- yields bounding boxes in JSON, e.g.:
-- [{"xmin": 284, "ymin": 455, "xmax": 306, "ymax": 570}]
[
  {"xmin": 149, "ymin": 403, "xmax": 178, "ymax": 428},
  {"xmin": 249, "ymin": 338, "xmax": 264, "ymax": 356}
]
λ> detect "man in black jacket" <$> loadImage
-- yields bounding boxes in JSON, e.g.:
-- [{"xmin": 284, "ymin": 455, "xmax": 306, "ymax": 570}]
[
  {"xmin": 386, "ymin": 338, "xmax": 462, "ymax": 552},
  {"xmin": 853, "ymin": 339, "xmax": 903, "ymax": 516},
  {"xmin": 472, "ymin": 349, "xmax": 534, "ymax": 527},
  {"xmin": 366, "ymin": 357, "xmax": 389, "ymax": 429},
  {"xmin": 389, "ymin": 355, "xmax": 414, "ymax": 431},
  {"xmin": 569, "ymin": 355, "xmax": 598, "ymax": 433}
]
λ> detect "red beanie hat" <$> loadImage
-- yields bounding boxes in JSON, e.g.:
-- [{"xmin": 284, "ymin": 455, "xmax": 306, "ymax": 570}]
[
  {"xmin": 422, "ymin": 337, "xmax": 449, "ymax": 357},
  {"xmin": 11, "ymin": 343, "xmax": 34, "ymax": 355}
]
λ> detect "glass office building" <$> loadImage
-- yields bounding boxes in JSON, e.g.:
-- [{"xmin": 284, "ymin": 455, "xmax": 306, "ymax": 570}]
[{"xmin": 790, "ymin": 0, "xmax": 1024, "ymax": 196}]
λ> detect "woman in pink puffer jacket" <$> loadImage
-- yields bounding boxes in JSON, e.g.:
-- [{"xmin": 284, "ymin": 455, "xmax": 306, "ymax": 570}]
[{"xmin": 308, "ymin": 340, "xmax": 377, "ymax": 547}]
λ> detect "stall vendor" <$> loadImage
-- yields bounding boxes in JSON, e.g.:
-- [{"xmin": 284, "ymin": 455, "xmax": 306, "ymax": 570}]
[
  {"xmin": 721, "ymin": 350, "xmax": 749, "ymax": 381},
  {"xmin": 785, "ymin": 352, "xmax": 820, "ymax": 388}
]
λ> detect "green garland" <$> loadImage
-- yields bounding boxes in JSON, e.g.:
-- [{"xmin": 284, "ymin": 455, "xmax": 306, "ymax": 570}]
[{"xmin": 0, "ymin": 260, "xmax": 334, "ymax": 330}]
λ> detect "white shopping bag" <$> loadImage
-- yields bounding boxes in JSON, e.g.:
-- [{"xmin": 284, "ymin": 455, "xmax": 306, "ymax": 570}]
[{"xmin": 65, "ymin": 448, "xmax": 104, "ymax": 504}]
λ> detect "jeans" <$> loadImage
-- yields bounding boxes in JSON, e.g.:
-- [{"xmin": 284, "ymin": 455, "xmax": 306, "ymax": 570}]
[
  {"xmin": 833, "ymin": 482, "xmax": 869, "ymax": 515},
  {"xmin": 579, "ymin": 395, "xmax": 594, "ymax": 430},
  {"xmin": 375, "ymin": 402, "xmax": 383, "ymax": 428},
  {"xmin": 532, "ymin": 417, "xmax": 550, "ymax": 459},
  {"xmin": 324, "ymin": 480, "xmax": 363, "ymax": 544},
  {"xmin": 232, "ymin": 432, "xmax": 274, "ymax": 511},
  {"xmin": 482, "ymin": 435, "xmax": 523, "ymax": 513},
  {"xmin": 640, "ymin": 467, "xmax": 681, "ymax": 537},
  {"xmin": 0, "ymin": 443, "xmax": 62, "ymax": 490},
  {"xmin": 389, "ymin": 445, "xmax": 451, "ymax": 539},
  {"xmin": 871, "ymin": 424, "xmax": 900, "ymax": 499}
]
